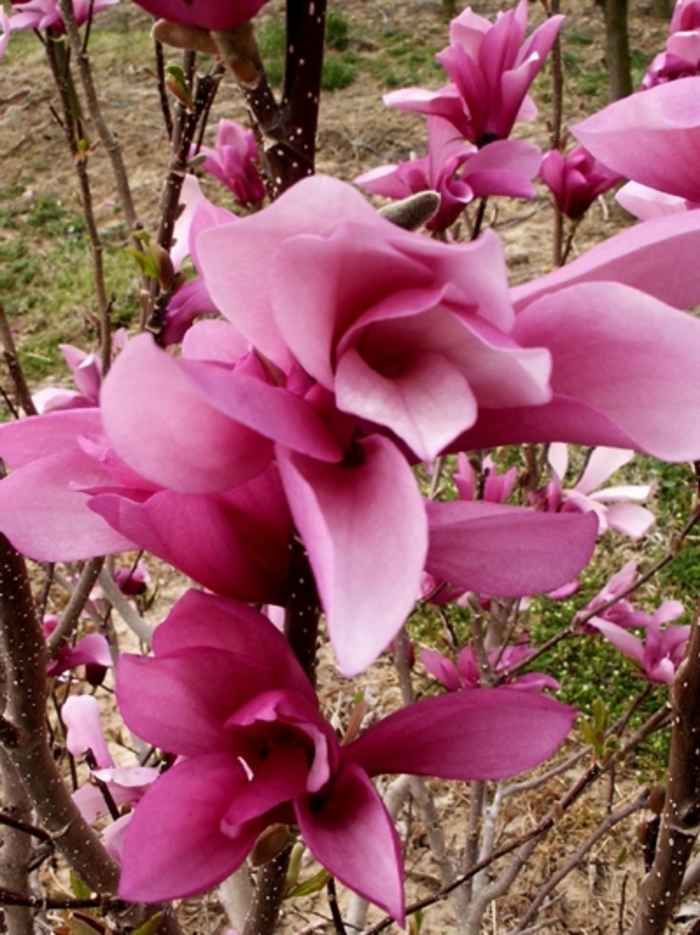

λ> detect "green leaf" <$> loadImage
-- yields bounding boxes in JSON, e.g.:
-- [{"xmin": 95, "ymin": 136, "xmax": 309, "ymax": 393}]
[
  {"xmin": 285, "ymin": 869, "xmax": 332, "ymax": 898},
  {"xmin": 131, "ymin": 912, "xmax": 163, "ymax": 935},
  {"xmin": 69, "ymin": 873, "xmax": 92, "ymax": 900}
]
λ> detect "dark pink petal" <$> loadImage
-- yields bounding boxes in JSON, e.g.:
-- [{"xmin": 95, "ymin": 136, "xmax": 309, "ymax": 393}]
[
  {"xmin": 344, "ymin": 689, "xmax": 575, "ymax": 780},
  {"xmin": 116, "ymin": 650, "xmax": 276, "ymax": 756},
  {"xmin": 279, "ymin": 437, "xmax": 428, "ymax": 676},
  {"xmin": 118, "ymin": 753, "xmax": 257, "ymax": 903},
  {"xmin": 426, "ymin": 500, "xmax": 597, "ymax": 597},
  {"xmin": 295, "ymin": 763, "xmax": 405, "ymax": 923},
  {"xmin": 153, "ymin": 592, "xmax": 316, "ymax": 705},
  {"xmin": 100, "ymin": 334, "xmax": 272, "ymax": 493},
  {"xmin": 129, "ymin": 0, "xmax": 270, "ymax": 31},
  {"xmin": 0, "ymin": 449, "xmax": 135, "ymax": 560},
  {"xmin": 221, "ymin": 744, "xmax": 309, "ymax": 835},
  {"xmin": 90, "ymin": 465, "xmax": 293, "ymax": 604}
]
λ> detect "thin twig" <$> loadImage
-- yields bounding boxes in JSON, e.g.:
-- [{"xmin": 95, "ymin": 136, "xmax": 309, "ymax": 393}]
[{"xmin": 46, "ymin": 557, "xmax": 105, "ymax": 657}]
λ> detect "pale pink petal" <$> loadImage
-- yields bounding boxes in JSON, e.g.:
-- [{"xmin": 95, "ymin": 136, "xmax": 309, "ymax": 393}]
[
  {"xmin": 0, "ymin": 409, "xmax": 103, "ymax": 467},
  {"xmin": 63, "ymin": 695, "xmax": 114, "ymax": 768},
  {"xmin": 587, "ymin": 618, "xmax": 644, "ymax": 665},
  {"xmin": 426, "ymin": 500, "xmax": 597, "ymax": 597},
  {"xmin": 616, "ymin": 181, "xmax": 694, "ymax": 220},
  {"xmin": 602, "ymin": 503, "xmax": 655, "ymax": 539},
  {"xmin": 511, "ymin": 209, "xmax": 700, "ymax": 313},
  {"xmin": 278, "ymin": 437, "xmax": 428, "ymax": 676},
  {"xmin": 576, "ymin": 447, "xmax": 634, "ymax": 495},
  {"xmin": 0, "ymin": 449, "xmax": 135, "ymax": 560},
  {"xmin": 295, "ymin": 763, "xmax": 405, "ymax": 923},
  {"xmin": 573, "ymin": 79, "xmax": 700, "ymax": 202},
  {"xmin": 335, "ymin": 347, "xmax": 477, "ymax": 460},
  {"xmin": 118, "ymin": 753, "xmax": 258, "ymax": 903},
  {"xmin": 344, "ymin": 689, "xmax": 575, "ymax": 779}
]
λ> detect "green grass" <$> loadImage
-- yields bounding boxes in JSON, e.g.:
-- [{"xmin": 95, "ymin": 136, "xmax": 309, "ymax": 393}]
[{"xmin": 0, "ymin": 191, "xmax": 139, "ymax": 384}]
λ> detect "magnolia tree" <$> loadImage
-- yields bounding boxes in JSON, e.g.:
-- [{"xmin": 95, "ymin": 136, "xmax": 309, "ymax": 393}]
[{"xmin": 2, "ymin": 0, "xmax": 700, "ymax": 932}]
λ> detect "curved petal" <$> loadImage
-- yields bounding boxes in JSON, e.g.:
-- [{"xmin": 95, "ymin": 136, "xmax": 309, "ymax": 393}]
[
  {"xmin": 0, "ymin": 409, "xmax": 103, "ymax": 467},
  {"xmin": 63, "ymin": 695, "xmax": 114, "ymax": 768},
  {"xmin": 295, "ymin": 763, "xmax": 404, "ymax": 923},
  {"xmin": 100, "ymin": 334, "xmax": 272, "ymax": 493},
  {"xmin": 116, "ymin": 650, "xmax": 276, "ymax": 756},
  {"xmin": 511, "ymin": 209, "xmax": 700, "ymax": 313},
  {"xmin": 278, "ymin": 437, "xmax": 428, "ymax": 676},
  {"xmin": 90, "ymin": 465, "xmax": 292, "ymax": 604},
  {"xmin": 118, "ymin": 753, "xmax": 257, "ymax": 903},
  {"xmin": 152, "ymin": 592, "xmax": 316, "ymax": 704},
  {"xmin": 344, "ymin": 689, "xmax": 575, "ymax": 780},
  {"xmin": 426, "ymin": 500, "xmax": 597, "ymax": 597},
  {"xmin": 573, "ymin": 79, "xmax": 700, "ymax": 202},
  {"xmin": 0, "ymin": 449, "xmax": 135, "ymax": 560}
]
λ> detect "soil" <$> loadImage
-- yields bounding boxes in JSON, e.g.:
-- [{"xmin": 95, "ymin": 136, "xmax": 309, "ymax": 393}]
[{"xmin": 0, "ymin": 0, "xmax": 694, "ymax": 933}]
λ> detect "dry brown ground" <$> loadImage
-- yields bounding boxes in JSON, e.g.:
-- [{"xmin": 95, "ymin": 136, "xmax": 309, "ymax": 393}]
[{"xmin": 0, "ymin": 0, "xmax": 692, "ymax": 932}]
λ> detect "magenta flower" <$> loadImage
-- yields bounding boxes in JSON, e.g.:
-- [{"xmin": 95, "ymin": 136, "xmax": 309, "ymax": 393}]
[
  {"xmin": 421, "ymin": 641, "xmax": 560, "ymax": 692},
  {"xmin": 540, "ymin": 145, "xmax": 622, "ymax": 221},
  {"xmin": 193, "ymin": 119, "xmax": 265, "ymax": 208},
  {"xmin": 355, "ymin": 117, "xmax": 541, "ymax": 231},
  {"xmin": 7, "ymin": 0, "xmax": 118, "ymax": 33},
  {"xmin": 385, "ymin": 0, "xmax": 563, "ymax": 145},
  {"xmin": 115, "ymin": 591, "xmax": 575, "ymax": 919},
  {"xmin": 128, "ymin": 0, "xmax": 270, "ymax": 32}
]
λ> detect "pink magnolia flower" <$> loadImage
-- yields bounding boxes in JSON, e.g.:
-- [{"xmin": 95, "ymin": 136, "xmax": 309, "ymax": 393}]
[
  {"xmin": 7, "ymin": 0, "xmax": 118, "ymax": 33},
  {"xmin": 579, "ymin": 571, "xmax": 688, "ymax": 683},
  {"xmin": 454, "ymin": 452, "xmax": 517, "ymax": 503},
  {"xmin": 615, "ymin": 180, "xmax": 698, "ymax": 221},
  {"xmin": 43, "ymin": 618, "xmax": 113, "ymax": 679},
  {"xmin": 129, "ymin": 0, "xmax": 269, "ymax": 32},
  {"xmin": 193, "ymin": 119, "xmax": 265, "ymax": 208},
  {"xmin": 642, "ymin": 0, "xmax": 700, "ymax": 87},
  {"xmin": 63, "ymin": 695, "xmax": 159, "ymax": 857},
  {"xmin": 116, "ymin": 591, "xmax": 575, "ymax": 919},
  {"xmin": 541, "ymin": 444, "xmax": 654, "ymax": 539},
  {"xmin": 385, "ymin": 0, "xmax": 563, "ymax": 145},
  {"xmin": 540, "ymin": 145, "xmax": 622, "ymax": 221},
  {"xmin": 421, "ymin": 641, "xmax": 560, "ymax": 692},
  {"xmin": 32, "ymin": 344, "xmax": 102, "ymax": 414},
  {"xmin": 355, "ymin": 117, "xmax": 541, "ymax": 231}
]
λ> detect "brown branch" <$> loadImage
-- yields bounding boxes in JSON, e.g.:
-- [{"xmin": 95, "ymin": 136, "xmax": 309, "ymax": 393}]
[
  {"xmin": 0, "ymin": 304, "xmax": 36, "ymax": 417},
  {"xmin": 628, "ymin": 607, "xmax": 700, "ymax": 934}
]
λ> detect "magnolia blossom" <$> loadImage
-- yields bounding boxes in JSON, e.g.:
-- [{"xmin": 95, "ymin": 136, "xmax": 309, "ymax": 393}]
[
  {"xmin": 421, "ymin": 641, "xmax": 560, "ymax": 692},
  {"xmin": 385, "ymin": 0, "xmax": 563, "ymax": 144},
  {"xmin": 63, "ymin": 695, "xmax": 159, "ymax": 857},
  {"xmin": 129, "ymin": 0, "xmax": 269, "ymax": 31},
  {"xmin": 193, "ymin": 119, "xmax": 265, "ymax": 208},
  {"xmin": 7, "ymin": 0, "xmax": 118, "ymax": 33},
  {"xmin": 116, "ymin": 591, "xmax": 575, "ymax": 919},
  {"xmin": 0, "ymin": 8, "xmax": 10, "ymax": 56},
  {"xmin": 356, "ymin": 117, "xmax": 541, "ymax": 231},
  {"xmin": 539, "ymin": 444, "xmax": 654, "ymax": 539},
  {"xmin": 540, "ymin": 146, "xmax": 622, "ymax": 221},
  {"xmin": 578, "ymin": 565, "xmax": 688, "ymax": 683},
  {"xmin": 643, "ymin": 0, "xmax": 700, "ymax": 87},
  {"xmin": 43, "ymin": 618, "xmax": 112, "ymax": 679}
]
